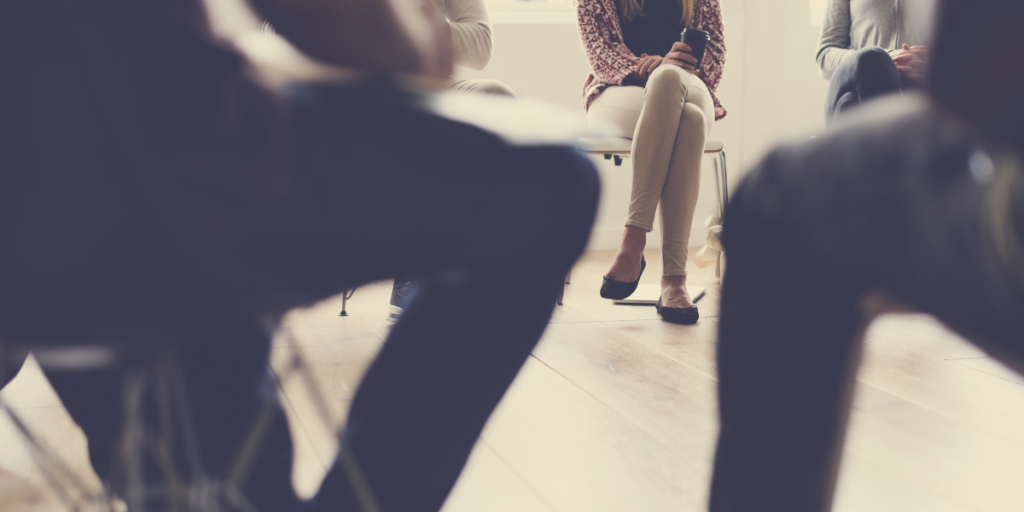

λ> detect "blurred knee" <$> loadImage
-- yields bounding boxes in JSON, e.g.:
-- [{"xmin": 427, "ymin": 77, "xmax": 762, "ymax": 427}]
[
  {"xmin": 721, "ymin": 155, "xmax": 788, "ymax": 252},
  {"xmin": 525, "ymin": 147, "xmax": 600, "ymax": 249},
  {"xmin": 543, "ymin": 147, "xmax": 600, "ymax": 223},
  {"xmin": 853, "ymin": 47, "xmax": 895, "ymax": 73}
]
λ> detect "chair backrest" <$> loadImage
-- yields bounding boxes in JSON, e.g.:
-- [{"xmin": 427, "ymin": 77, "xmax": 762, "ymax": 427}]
[{"xmin": 0, "ymin": 2, "xmax": 202, "ymax": 346}]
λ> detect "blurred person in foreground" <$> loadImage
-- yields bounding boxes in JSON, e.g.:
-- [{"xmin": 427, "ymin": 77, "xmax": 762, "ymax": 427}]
[
  {"xmin": 710, "ymin": 0, "xmax": 1024, "ymax": 510},
  {"xmin": 387, "ymin": 0, "xmax": 517, "ymax": 323},
  {"xmin": 817, "ymin": 0, "xmax": 934, "ymax": 126},
  {"xmin": 0, "ymin": 0, "xmax": 598, "ymax": 510}
]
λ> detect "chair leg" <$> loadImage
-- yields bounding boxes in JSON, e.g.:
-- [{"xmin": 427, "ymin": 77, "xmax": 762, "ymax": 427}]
[
  {"xmin": 339, "ymin": 288, "xmax": 356, "ymax": 317},
  {"xmin": 712, "ymin": 153, "xmax": 724, "ymax": 217},
  {"xmin": 713, "ymin": 149, "xmax": 729, "ymax": 281},
  {"xmin": 719, "ymin": 150, "xmax": 729, "ymax": 212}
]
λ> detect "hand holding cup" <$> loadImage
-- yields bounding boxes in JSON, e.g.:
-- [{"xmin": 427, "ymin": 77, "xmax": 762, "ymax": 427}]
[{"xmin": 665, "ymin": 42, "xmax": 699, "ymax": 72}]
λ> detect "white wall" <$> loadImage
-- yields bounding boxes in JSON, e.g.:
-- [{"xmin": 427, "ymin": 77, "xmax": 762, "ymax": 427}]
[{"xmin": 456, "ymin": 0, "xmax": 831, "ymax": 250}]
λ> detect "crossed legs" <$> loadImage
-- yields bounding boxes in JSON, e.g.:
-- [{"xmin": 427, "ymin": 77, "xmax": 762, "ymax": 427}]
[
  {"xmin": 825, "ymin": 47, "xmax": 905, "ymax": 127},
  {"xmin": 587, "ymin": 65, "xmax": 714, "ymax": 309}
]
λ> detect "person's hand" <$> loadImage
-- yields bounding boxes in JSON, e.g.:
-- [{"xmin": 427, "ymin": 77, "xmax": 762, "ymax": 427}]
[
  {"xmin": 891, "ymin": 44, "xmax": 928, "ymax": 85},
  {"xmin": 636, "ymin": 53, "xmax": 664, "ymax": 79},
  {"xmin": 664, "ymin": 42, "xmax": 698, "ymax": 73}
]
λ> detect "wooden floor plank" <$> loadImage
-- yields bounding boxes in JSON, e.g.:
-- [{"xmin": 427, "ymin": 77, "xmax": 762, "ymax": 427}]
[
  {"xmin": 856, "ymin": 342, "xmax": 1024, "ymax": 444},
  {"xmin": 0, "ymin": 355, "xmax": 63, "ymax": 410},
  {"xmin": 531, "ymin": 322, "xmax": 719, "ymax": 472},
  {"xmin": 481, "ymin": 357, "xmax": 711, "ymax": 512},
  {"xmin": 441, "ymin": 440, "xmax": 556, "ymax": 512}
]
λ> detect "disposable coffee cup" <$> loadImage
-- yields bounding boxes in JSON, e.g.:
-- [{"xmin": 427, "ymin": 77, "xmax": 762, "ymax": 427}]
[{"xmin": 680, "ymin": 28, "xmax": 710, "ymax": 69}]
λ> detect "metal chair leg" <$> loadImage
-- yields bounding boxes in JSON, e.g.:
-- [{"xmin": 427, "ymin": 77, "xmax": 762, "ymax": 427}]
[
  {"xmin": 719, "ymin": 150, "xmax": 729, "ymax": 212},
  {"xmin": 339, "ymin": 288, "xmax": 356, "ymax": 317},
  {"xmin": 718, "ymin": 150, "xmax": 729, "ymax": 279}
]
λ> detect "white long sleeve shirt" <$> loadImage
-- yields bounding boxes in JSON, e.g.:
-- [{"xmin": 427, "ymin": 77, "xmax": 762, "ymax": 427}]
[{"xmin": 434, "ymin": 0, "xmax": 494, "ymax": 70}]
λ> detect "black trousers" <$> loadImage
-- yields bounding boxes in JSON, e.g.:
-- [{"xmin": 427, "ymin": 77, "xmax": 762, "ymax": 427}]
[
  {"xmin": 825, "ymin": 47, "xmax": 907, "ymax": 127},
  {"xmin": 708, "ymin": 97, "xmax": 1024, "ymax": 511}
]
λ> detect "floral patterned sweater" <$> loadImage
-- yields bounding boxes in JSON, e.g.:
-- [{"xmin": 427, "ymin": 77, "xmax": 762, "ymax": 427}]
[{"xmin": 575, "ymin": 0, "xmax": 727, "ymax": 120}]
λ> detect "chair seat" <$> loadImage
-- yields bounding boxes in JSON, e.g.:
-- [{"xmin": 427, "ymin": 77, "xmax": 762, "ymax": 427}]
[{"xmin": 579, "ymin": 136, "xmax": 724, "ymax": 154}]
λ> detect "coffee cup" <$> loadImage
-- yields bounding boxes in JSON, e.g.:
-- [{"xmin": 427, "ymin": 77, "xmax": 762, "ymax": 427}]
[{"xmin": 680, "ymin": 28, "xmax": 710, "ymax": 69}]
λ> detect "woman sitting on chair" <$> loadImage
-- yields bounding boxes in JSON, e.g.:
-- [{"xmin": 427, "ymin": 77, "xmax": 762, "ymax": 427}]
[{"xmin": 576, "ymin": 0, "xmax": 727, "ymax": 324}]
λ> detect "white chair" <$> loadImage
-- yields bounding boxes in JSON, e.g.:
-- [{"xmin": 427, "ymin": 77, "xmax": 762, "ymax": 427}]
[
  {"xmin": 577, "ymin": 136, "xmax": 729, "ymax": 216},
  {"xmin": 556, "ymin": 137, "xmax": 729, "ymax": 306}
]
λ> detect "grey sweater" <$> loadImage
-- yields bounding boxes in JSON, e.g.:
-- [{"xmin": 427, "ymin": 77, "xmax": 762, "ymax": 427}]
[{"xmin": 815, "ymin": 0, "xmax": 929, "ymax": 79}]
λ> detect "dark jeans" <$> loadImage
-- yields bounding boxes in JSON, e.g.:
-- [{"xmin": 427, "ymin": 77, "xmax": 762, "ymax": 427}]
[
  {"xmin": 46, "ymin": 88, "xmax": 597, "ymax": 512},
  {"xmin": 1, "ymin": 4, "xmax": 599, "ymax": 510},
  {"xmin": 825, "ymin": 47, "xmax": 908, "ymax": 127},
  {"xmin": 708, "ymin": 97, "xmax": 1024, "ymax": 511}
]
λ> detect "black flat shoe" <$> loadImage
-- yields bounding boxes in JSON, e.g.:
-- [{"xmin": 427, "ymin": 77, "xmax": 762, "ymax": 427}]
[
  {"xmin": 656, "ymin": 297, "xmax": 699, "ymax": 325},
  {"xmin": 600, "ymin": 256, "xmax": 646, "ymax": 300}
]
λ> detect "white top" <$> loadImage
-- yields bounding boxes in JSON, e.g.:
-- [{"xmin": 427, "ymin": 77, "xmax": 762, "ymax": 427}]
[{"xmin": 434, "ymin": 0, "xmax": 494, "ymax": 70}]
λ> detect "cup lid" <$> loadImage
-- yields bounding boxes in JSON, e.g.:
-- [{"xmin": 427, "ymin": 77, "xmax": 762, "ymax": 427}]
[{"xmin": 680, "ymin": 28, "xmax": 710, "ymax": 40}]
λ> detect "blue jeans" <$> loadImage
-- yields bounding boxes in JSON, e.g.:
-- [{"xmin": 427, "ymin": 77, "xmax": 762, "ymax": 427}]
[{"xmin": 825, "ymin": 47, "xmax": 907, "ymax": 127}]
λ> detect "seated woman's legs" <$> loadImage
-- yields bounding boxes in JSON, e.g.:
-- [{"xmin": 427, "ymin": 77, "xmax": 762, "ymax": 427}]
[
  {"xmin": 588, "ymin": 65, "xmax": 712, "ymax": 311},
  {"xmin": 825, "ymin": 47, "xmax": 903, "ymax": 127},
  {"xmin": 234, "ymin": 82, "xmax": 599, "ymax": 512},
  {"xmin": 709, "ymin": 98, "xmax": 1024, "ymax": 511},
  {"xmin": 653, "ymin": 70, "xmax": 713, "ymax": 311}
]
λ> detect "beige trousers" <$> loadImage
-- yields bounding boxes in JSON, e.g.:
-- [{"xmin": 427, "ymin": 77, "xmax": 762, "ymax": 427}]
[{"xmin": 587, "ymin": 66, "xmax": 714, "ymax": 275}]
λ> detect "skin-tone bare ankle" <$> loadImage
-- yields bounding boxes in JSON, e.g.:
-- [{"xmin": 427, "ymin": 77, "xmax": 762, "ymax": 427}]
[
  {"xmin": 606, "ymin": 226, "xmax": 647, "ymax": 282},
  {"xmin": 661, "ymin": 274, "xmax": 694, "ymax": 309}
]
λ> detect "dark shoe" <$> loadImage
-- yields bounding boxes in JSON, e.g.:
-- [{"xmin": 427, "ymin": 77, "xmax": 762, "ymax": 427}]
[
  {"xmin": 655, "ymin": 297, "xmax": 699, "ymax": 325},
  {"xmin": 600, "ymin": 256, "xmax": 646, "ymax": 300},
  {"xmin": 388, "ymin": 275, "xmax": 420, "ymax": 323}
]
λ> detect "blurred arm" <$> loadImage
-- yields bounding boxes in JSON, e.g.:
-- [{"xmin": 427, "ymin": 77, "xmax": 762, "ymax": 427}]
[
  {"xmin": 249, "ymin": 0, "xmax": 449, "ymax": 77},
  {"xmin": 445, "ymin": 0, "xmax": 493, "ymax": 70}
]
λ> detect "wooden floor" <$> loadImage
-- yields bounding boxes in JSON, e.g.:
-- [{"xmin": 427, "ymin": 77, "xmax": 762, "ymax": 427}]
[{"xmin": 3, "ymin": 249, "xmax": 1024, "ymax": 511}]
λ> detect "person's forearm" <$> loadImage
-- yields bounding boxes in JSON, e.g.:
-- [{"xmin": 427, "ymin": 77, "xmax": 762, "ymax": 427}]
[
  {"xmin": 445, "ymin": 0, "xmax": 493, "ymax": 70},
  {"xmin": 449, "ymin": 20, "xmax": 492, "ymax": 70},
  {"xmin": 816, "ymin": 0, "xmax": 852, "ymax": 80},
  {"xmin": 249, "ymin": 0, "xmax": 421, "ymax": 73}
]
